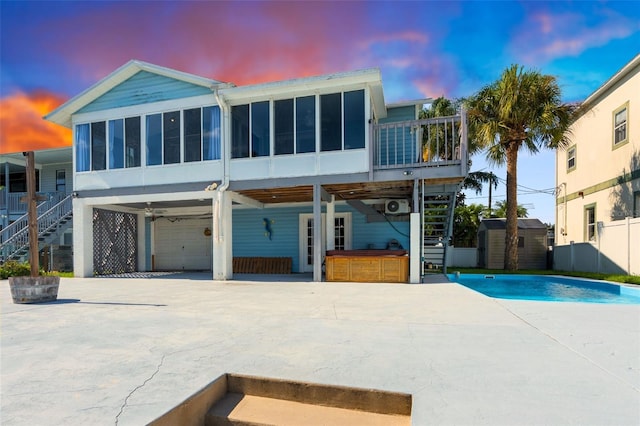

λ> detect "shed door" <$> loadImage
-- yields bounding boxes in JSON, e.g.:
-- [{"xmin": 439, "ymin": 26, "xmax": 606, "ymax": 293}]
[{"xmin": 154, "ymin": 218, "xmax": 212, "ymax": 271}]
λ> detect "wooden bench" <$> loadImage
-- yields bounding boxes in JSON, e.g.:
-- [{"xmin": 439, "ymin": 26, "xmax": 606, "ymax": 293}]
[{"xmin": 233, "ymin": 257, "xmax": 292, "ymax": 274}]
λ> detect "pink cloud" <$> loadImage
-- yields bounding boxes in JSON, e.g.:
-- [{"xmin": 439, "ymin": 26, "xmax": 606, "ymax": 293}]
[{"xmin": 512, "ymin": 10, "xmax": 638, "ymax": 64}]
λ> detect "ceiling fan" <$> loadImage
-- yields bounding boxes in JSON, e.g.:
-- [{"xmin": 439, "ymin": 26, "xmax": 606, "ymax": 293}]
[{"xmin": 144, "ymin": 202, "xmax": 167, "ymax": 218}]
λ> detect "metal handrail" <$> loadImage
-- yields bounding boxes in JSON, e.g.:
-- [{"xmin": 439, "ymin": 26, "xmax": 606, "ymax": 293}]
[
  {"xmin": 0, "ymin": 195, "xmax": 73, "ymax": 258},
  {"xmin": 372, "ymin": 114, "xmax": 467, "ymax": 170}
]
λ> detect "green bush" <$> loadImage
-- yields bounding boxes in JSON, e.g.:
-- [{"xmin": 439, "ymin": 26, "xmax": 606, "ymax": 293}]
[
  {"xmin": 0, "ymin": 261, "xmax": 48, "ymax": 279},
  {"xmin": 0, "ymin": 261, "xmax": 32, "ymax": 279}
]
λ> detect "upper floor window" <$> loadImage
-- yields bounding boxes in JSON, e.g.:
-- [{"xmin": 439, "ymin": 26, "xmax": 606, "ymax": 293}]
[
  {"xmin": 232, "ymin": 89, "xmax": 365, "ymax": 158},
  {"xmin": 75, "ymin": 105, "xmax": 220, "ymax": 172},
  {"xmin": 566, "ymin": 145, "xmax": 576, "ymax": 172},
  {"xmin": 613, "ymin": 102, "xmax": 628, "ymax": 147}
]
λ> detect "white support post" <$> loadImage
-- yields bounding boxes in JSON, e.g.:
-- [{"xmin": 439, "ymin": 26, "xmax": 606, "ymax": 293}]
[
  {"xmin": 409, "ymin": 212, "xmax": 420, "ymax": 283},
  {"xmin": 137, "ymin": 212, "xmax": 146, "ymax": 271},
  {"xmin": 212, "ymin": 190, "xmax": 233, "ymax": 280},
  {"xmin": 326, "ymin": 194, "xmax": 335, "ymax": 251},
  {"xmin": 313, "ymin": 183, "xmax": 322, "ymax": 282},
  {"xmin": 73, "ymin": 199, "xmax": 93, "ymax": 278}
]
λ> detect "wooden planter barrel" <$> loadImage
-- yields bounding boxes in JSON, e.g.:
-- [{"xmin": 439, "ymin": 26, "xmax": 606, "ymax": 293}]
[{"xmin": 8, "ymin": 276, "xmax": 60, "ymax": 304}]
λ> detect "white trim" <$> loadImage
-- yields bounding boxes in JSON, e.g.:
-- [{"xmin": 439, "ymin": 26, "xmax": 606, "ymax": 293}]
[
  {"xmin": 298, "ymin": 212, "xmax": 352, "ymax": 273},
  {"xmin": 72, "ymin": 94, "xmax": 217, "ymax": 124}
]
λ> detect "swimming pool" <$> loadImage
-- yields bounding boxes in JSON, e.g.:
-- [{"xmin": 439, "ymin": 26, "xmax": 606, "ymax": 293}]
[{"xmin": 448, "ymin": 274, "xmax": 640, "ymax": 304}]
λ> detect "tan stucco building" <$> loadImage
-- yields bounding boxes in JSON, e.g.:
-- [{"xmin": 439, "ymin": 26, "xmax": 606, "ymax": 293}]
[{"xmin": 555, "ymin": 54, "xmax": 639, "ymax": 275}]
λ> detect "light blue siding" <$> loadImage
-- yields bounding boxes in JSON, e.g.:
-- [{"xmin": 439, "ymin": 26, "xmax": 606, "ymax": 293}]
[
  {"xmin": 380, "ymin": 105, "xmax": 416, "ymax": 124},
  {"xmin": 233, "ymin": 208, "xmax": 301, "ymax": 270},
  {"xmin": 348, "ymin": 205, "xmax": 410, "ymax": 250},
  {"xmin": 377, "ymin": 105, "xmax": 418, "ymax": 166},
  {"xmin": 78, "ymin": 71, "xmax": 212, "ymax": 114},
  {"xmin": 232, "ymin": 205, "xmax": 410, "ymax": 272}
]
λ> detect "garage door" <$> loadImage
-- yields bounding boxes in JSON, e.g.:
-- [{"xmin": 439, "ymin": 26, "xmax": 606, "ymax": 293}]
[{"xmin": 154, "ymin": 218, "xmax": 212, "ymax": 271}]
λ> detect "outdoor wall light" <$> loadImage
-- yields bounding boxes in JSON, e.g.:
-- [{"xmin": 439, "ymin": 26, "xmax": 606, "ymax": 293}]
[
  {"xmin": 72, "ymin": 192, "xmax": 79, "ymax": 198},
  {"xmin": 403, "ymin": 170, "xmax": 413, "ymax": 176}
]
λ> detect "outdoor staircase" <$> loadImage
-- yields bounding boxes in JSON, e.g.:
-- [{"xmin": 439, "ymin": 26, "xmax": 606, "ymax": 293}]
[
  {"xmin": 0, "ymin": 195, "xmax": 73, "ymax": 263},
  {"xmin": 421, "ymin": 187, "xmax": 457, "ymax": 275}
]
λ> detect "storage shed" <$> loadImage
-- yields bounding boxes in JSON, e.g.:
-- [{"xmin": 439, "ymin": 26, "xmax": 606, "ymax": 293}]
[{"xmin": 477, "ymin": 218, "xmax": 548, "ymax": 269}]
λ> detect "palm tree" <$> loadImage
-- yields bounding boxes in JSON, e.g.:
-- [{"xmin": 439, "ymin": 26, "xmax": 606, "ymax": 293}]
[
  {"xmin": 492, "ymin": 200, "xmax": 528, "ymax": 218},
  {"xmin": 462, "ymin": 171, "xmax": 499, "ymax": 215},
  {"xmin": 466, "ymin": 65, "xmax": 574, "ymax": 270}
]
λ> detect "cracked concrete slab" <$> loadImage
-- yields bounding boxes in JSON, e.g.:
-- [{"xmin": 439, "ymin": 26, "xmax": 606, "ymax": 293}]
[{"xmin": 1, "ymin": 274, "xmax": 639, "ymax": 425}]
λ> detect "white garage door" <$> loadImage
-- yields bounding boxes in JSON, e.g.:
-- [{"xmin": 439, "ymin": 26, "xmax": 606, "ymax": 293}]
[{"xmin": 154, "ymin": 218, "xmax": 212, "ymax": 271}]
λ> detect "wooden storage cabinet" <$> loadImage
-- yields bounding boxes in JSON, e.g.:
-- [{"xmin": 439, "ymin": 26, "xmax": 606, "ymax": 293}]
[{"xmin": 325, "ymin": 251, "xmax": 408, "ymax": 283}]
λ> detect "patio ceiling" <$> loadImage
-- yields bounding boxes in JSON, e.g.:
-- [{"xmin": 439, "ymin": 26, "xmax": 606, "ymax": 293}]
[{"xmin": 235, "ymin": 177, "xmax": 463, "ymax": 204}]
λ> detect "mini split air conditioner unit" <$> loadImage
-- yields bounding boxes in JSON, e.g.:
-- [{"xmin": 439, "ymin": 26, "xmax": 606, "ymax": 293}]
[{"xmin": 385, "ymin": 199, "xmax": 410, "ymax": 215}]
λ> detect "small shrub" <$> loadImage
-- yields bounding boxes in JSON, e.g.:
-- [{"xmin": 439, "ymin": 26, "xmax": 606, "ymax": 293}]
[
  {"xmin": 0, "ymin": 261, "xmax": 32, "ymax": 279},
  {"xmin": 0, "ymin": 261, "xmax": 47, "ymax": 279}
]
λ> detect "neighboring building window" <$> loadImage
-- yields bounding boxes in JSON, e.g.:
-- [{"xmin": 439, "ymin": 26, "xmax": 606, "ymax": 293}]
[
  {"xmin": 566, "ymin": 145, "xmax": 576, "ymax": 172},
  {"xmin": 634, "ymin": 191, "xmax": 640, "ymax": 218},
  {"xmin": 56, "ymin": 170, "xmax": 66, "ymax": 193},
  {"xmin": 518, "ymin": 236, "xmax": 524, "ymax": 248},
  {"xmin": 613, "ymin": 102, "xmax": 628, "ymax": 147},
  {"xmin": 585, "ymin": 204, "xmax": 596, "ymax": 242}
]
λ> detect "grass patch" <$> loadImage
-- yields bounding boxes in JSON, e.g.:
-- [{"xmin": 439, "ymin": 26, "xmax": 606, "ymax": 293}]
[{"xmin": 450, "ymin": 267, "xmax": 640, "ymax": 285}]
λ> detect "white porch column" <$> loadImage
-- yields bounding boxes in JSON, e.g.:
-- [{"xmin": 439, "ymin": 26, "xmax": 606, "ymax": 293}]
[
  {"xmin": 212, "ymin": 190, "xmax": 233, "ymax": 280},
  {"xmin": 137, "ymin": 212, "xmax": 147, "ymax": 271},
  {"xmin": 313, "ymin": 183, "xmax": 322, "ymax": 282},
  {"xmin": 409, "ymin": 212, "xmax": 420, "ymax": 283},
  {"xmin": 73, "ymin": 199, "xmax": 93, "ymax": 278},
  {"xmin": 326, "ymin": 194, "xmax": 335, "ymax": 251}
]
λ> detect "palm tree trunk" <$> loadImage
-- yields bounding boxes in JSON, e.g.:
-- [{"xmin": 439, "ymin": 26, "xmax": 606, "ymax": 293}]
[{"xmin": 504, "ymin": 144, "xmax": 519, "ymax": 270}]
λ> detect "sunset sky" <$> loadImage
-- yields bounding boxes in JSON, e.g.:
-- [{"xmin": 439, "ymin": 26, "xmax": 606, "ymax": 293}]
[{"xmin": 1, "ymin": 0, "xmax": 639, "ymax": 223}]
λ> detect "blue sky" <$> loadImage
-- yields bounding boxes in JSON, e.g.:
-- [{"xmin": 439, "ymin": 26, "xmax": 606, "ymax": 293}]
[{"xmin": 1, "ymin": 0, "xmax": 639, "ymax": 223}]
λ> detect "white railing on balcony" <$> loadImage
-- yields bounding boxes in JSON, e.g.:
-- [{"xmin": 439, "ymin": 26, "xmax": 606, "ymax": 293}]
[
  {"xmin": 373, "ymin": 113, "xmax": 467, "ymax": 171},
  {"xmin": 0, "ymin": 191, "xmax": 67, "ymax": 215}
]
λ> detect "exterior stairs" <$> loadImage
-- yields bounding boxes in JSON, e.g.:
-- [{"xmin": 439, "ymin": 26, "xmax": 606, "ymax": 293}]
[
  {"xmin": 0, "ymin": 195, "xmax": 73, "ymax": 263},
  {"xmin": 421, "ymin": 188, "xmax": 457, "ymax": 275}
]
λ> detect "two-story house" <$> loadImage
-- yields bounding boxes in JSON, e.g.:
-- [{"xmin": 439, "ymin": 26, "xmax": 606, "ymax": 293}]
[
  {"xmin": 35, "ymin": 60, "xmax": 468, "ymax": 282},
  {"xmin": 555, "ymin": 53, "xmax": 639, "ymax": 275}
]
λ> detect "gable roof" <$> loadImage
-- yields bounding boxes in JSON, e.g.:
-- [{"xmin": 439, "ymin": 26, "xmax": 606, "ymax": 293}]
[
  {"xmin": 219, "ymin": 68, "xmax": 387, "ymax": 119},
  {"xmin": 45, "ymin": 60, "xmax": 229, "ymax": 128}
]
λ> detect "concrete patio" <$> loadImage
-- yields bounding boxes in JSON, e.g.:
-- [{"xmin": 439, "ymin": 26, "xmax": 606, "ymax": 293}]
[{"xmin": 2, "ymin": 274, "xmax": 639, "ymax": 425}]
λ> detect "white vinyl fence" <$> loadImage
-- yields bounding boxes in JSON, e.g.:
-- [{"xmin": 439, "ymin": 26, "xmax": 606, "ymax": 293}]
[
  {"xmin": 554, "ymin": 217, "xmax": 639, "ymax": 276},
  {"xmin": 446, "ymin": 247, "xmax": 478, "ymax": 268}
]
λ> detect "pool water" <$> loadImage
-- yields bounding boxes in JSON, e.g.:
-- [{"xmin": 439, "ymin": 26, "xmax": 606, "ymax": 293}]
[{"xmin": 449, "ymin": 274, "xmax": 640, "ymax": 304}]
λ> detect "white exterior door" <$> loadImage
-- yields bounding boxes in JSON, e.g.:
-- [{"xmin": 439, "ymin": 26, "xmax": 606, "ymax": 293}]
[
  {"xmin": 298, "ymin": 213, "xmax": 351, "ymax": 272},
  {"xmin": 154, "ymin": 218, "xmax": 212, "ymax": 271}
]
